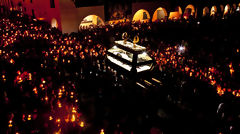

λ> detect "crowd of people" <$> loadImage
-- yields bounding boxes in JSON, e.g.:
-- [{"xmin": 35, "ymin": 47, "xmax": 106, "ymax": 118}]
[{"xmin": 0, "ymin": 6, "xmax": 240, "ymax": 134}]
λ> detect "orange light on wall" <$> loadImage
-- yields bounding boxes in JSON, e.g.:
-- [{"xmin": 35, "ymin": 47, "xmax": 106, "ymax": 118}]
[
  {"xmin": 168, "ymin": 12, "xmax": 180, "ymax": 20},
  {"xmin": 37, "ymin": 18, "xmax": 45, "ymax": 21},
  {"xmin": 51, "ymin": 18, "xmax": 58, "ymax": 28}
]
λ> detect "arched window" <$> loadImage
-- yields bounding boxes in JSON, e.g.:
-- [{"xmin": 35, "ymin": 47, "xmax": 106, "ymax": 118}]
[
  {"xmin": 210, "ymin": 6, "xmax": 217, "ymax": 16},
  {"xmin": 224, "ymin": 4, "xmax": 231, "ymax": 15},
  {"xmin": 79, "ymin": 15, "xmax": 104, "ymax": 29},
  {"xmin": 132, "ymin": 9, "xmax": 150, "ymax": 23},
  {"xmin": 152, "ymin": 7, "xmax": 167, "ymax": 22},
  {"xmin": 203, "ymin": 7, "xmax": 209, "ymax": 16},
  {"xmin": 183, "ymin": 4, "xmax": 195, "ymax": 19}
]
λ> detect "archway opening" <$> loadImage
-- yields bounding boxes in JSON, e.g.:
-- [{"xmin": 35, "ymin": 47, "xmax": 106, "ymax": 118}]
[
  {"xmin": 51, "ymin": 18, "xmax": 58, "ymax": 28},
  {"xmin": 224, "ymin": 4, "xmax": 231, "ymax": 15},
  {"xmin": 183, "ymin": 4, "xmax": 195, "ymax": 19},
  {"xmin": 132, "ymin": 9, "xmax": 150, "ymax": 23},
  {"xmin": 79, "ymin": 15, "xmax": 104, "ymax": 28},
  {"xmin": 203, "ymin": 7, "xmax": 210, "ymax": 16},
  {"xmin": 210, "ymin": 6, "xmax": 217, "ymax": 16},
  {"xmin": 152, "ymin": 7, "xmax": 167, "ymax": 22}
]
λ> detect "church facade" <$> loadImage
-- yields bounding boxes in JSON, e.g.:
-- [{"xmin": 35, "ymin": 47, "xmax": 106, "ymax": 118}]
[{"xmin": 1, "ymin": 0, "xmax": 239, "ymax": 33}]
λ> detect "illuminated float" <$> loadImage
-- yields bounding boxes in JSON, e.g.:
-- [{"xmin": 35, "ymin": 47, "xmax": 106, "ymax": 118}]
[{"xmin": 107, "ymin": 33, "xmax": 154, "ymax": 73}]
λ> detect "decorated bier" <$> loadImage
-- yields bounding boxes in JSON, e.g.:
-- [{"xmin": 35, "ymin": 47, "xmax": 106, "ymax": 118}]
[{"xmin": 107, "ymin": 35, "xmax": 153, "ymax": 73}]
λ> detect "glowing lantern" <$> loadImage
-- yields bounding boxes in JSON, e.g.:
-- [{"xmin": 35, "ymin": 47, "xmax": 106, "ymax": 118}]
[
  {"xmin": 58, "ymin": 92, "xmax": 62, "ymax": 98},
  {"xmin": 27, "ymin": 114, "xmax": 32, "ymax": 120},
  {"xmin": 33, "ymin": 87, "xmax": 38, "ymax": 94},
  {"xmin": 18, "ymin": 77, "xmax": 23, "ymax": 83},
  {"xmin": 17, "ymin": 71, "xmax": 21, "ymax": 75},
  {"xmin": 55, "ymin": 129, "xmax": 61, "ymax": 134},
  {"xmin": 29, "ymin": 73, "xmax": 32, "ymax": 80},
  {"xmin": 8, "ymin": 120, "xmax": 13, "ymax": 127},
  {"xmin": 100, "ymin": 129, "xmax": 105, "ymax": 134},
  {"xmin": 229, "ymin": 63, "xmax": 233, "ymax": 68},
  {"xmin": 65, "ymin": 118, "xmax": 69, "ymax": 123},
  {"xmin": 236, "ymin": 93, "xmax": 240, "ymax": 97},
  {"xmin": 71, "ymin": 114, "xmax": 76, "ymax": 122},
  {"xmin": 80, "ymin": 121, "xmax": 84, "ymax": 127},
  {"xmin": 56, "ymin": 118, "xmax": 61, "ymax": 123},
  {"xmin": 49, "ymin": 116, "xmax": 53, "ymax": 121},
  {"xmin": 70, "ymin": 92, "xmax": 74, "ymax": 98},
  {"xmin": 57, "ymin": 101, "xmax": 62, "ymax": 108},
  {"xmin": 72, "ymin": 107, "xmax": 77, "ymax": 113},
  {"xmin": 10, "ymin": 59, "xmax": 15, "ymax": 64},
  {"xmin": 189, "ymin": 72, "xmax": 192, "ymax": 77},
  {"xmin": 45, "ymin": 96, "xmax": 48, "ymax": 101},
  {"xmin": 40, "ymin": 84, "xmax": 44, "ymax": 88},
  {"xmin": 211, "ymin": 80, "xmax": 216, "ymax": 86}
]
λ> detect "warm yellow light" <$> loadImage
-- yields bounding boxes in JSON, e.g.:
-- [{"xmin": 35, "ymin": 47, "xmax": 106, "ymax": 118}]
[
  {"xmin": 33, "ymin": 87, "xmax": 38, "ymax": 94},
  {"xmin": 80, "ymin": 121, "xmax": 84, "ymax": 127},
  {"xmin": 100, "ymin": 129, "xmax": 105, "ymax": 134},
  {"xmin": 54, "ymin": 57, "xmax": 58, "ymax": 62},
  {"xmin": 71, "ymin": 114, "xmax": 76, "ymax": 122},
  {"xmin": 27, "ymin": 115, "xmax": 31, "ymax": 120},
  {"xmin": 8, "ymin": 120, "xmax": 13, "ymax": 127},
  {"xmin": 49, "ymin": 116, "xmax": 53, "ymax": 121},
  {"xmin": 29, "ymin": 73, "xmax": 32, "ymax": 80},
  {"xmin": 45, "ymin": 96, "xmax": 48, "ymax": 101},
  {"xmin": 58, "ymin": 101, "xmax": 62, "ymax": 108},
  {"xmin": 230, "ymin": 68, "xmax": 235, "ymax": 76},
  {"xmin": 10, "ymin": 59, "xmax": 14, "ymax": 64},
  {"xmin": 56, "ymin": 118, "xmax": 61, "ymax": 123},
  {"xmin": 72, "ymin": 107, "xmax": 77, "ymax": 113}
]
